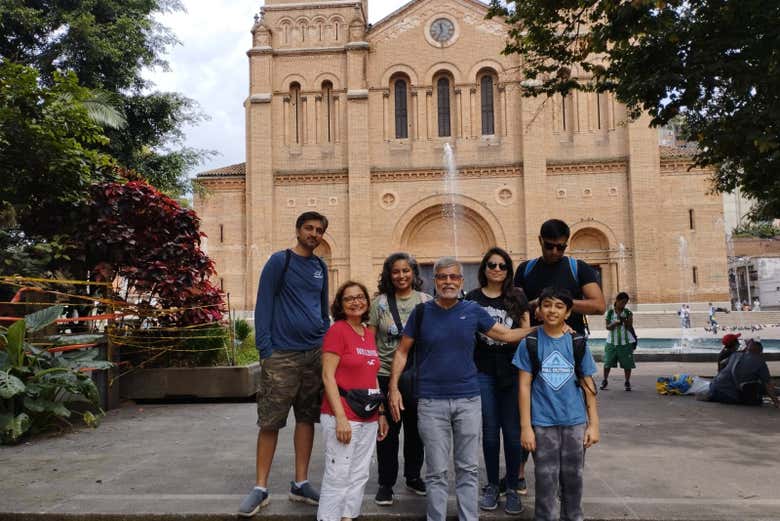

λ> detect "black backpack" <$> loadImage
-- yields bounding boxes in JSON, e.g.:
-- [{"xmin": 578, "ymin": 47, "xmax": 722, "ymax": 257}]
[{"xmin": 525, "ymin": 330, "xmax": 590, "ymax": 389}]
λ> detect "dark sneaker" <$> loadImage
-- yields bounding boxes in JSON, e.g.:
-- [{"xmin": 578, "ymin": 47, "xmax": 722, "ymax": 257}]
[
  {"xmin": 625, "ymin": 381, "xmax": 632, "ymax": 392},
  {"xmin": 238, "ymin": 487, "xmax": 269, "ymax": 517},
  {"xmin": 600, "ymin": 379, "xmax": 608, "ymax": 390},
  {"xmin": 375, "ymin": 485, "xmax": 394, "ymax": 506},
  {"xmin": 479, "ymin": 483, "xmax": 499, "ymax": 511},
  {"xmin": 289, "ymin": 481, "xmax": 319, "ymax": 505},
  {"xmin": 516, "ymin": 477, "xmax": 528, "ymax": 496},
  {"xmin": 405, "ymin": 477, "xmax": 426, "ymax": 496},
  {"xmin": 505, "ymin": 488, "xmax": 524, "ymax": 515},
  {"xmin": 498, "ymin": 476, "xmax": 507, "ymax": 497}
]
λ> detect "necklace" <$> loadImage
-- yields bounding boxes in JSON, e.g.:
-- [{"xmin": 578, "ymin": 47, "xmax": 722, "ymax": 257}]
[{"xmin": 349, "ymin": 322, "xmax": 365, "ymax": 341}]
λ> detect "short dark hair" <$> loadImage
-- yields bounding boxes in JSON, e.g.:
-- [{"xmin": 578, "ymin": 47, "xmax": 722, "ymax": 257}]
[
  {"xmin": 539, "ymin": 219, "xmax": 570, "ymax": 240},
  {"xmin": 377, "ymin": 252, "xmax": 424, "ymax": 295},
  {"xmin": 296, "ymin": 211, "xmax": 328, "ymax": 232},
  {"xmin": 331, "ymin": 281, "xmax": 370, "ymax": 322},
  {"xmin": 616, "ymin": 292, "xmax": 630, "ymax": 302},
  {"xmin": 747, "ymin": 339, "xmax": 764, "ymax": 354},
  {"xmin": 539, "ymin": 286, "xmax": 573, "ymax": 310}
]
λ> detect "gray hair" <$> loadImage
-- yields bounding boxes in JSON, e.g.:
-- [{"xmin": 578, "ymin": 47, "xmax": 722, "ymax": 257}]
[{"xmin": 433, "ymin": 256, "xmax": 462, "ymax": 274}]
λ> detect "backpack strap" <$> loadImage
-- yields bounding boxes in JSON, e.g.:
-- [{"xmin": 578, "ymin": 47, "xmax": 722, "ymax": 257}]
[
  {"xmin": 572, "ymin": 334, "xmax": 587, "ymax": 380},
  {"xmin": 525, "ymin": 330, "xmax": 541, "ymax": 381},
  {"xmin": 523, "ymin": 257, "xmax": 540, "ymax": 280},
  {"xmin": 274, "ymin": 249, "xmax": 327, "ymax": 301},
  {"xmin": 387, "ymin": 294, "xmax": 404, "ymax": 336},
  {"xmin": 567, "ymin": 256, "xmax": 579, "ymax": 285}
]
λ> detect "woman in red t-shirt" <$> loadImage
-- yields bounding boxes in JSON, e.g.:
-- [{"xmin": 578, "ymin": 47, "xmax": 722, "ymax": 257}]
[{"xmin": 318, "ymin": 281, "xmax": 389, "ymax": 521}]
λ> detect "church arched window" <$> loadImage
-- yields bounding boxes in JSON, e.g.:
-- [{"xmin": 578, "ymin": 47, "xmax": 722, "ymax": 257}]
[
  {"xmin": 437, "ymin": 77, "xmax": 451, "ymax": 137},
  {"xmin": 290, "ymin": 82, "xmax": 302, "ymax": 144},
  {"xmin": 322, "ymin": 81, "xmax": 334, "ymax": 142},
  {"xmin": 394, "ymin": 78, "xmax": 409, "ymax": 139},
  {"xmin": 480, "ymin": 74, "xmax": 495, "ymax": 135}
]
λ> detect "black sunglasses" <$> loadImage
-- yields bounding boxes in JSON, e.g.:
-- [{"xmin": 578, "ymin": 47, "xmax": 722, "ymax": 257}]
[
  {"xmin": 543, "ymin": 241, "xmax": 568, "ymax": 252},
  {"xmin": 486, "ymin": 261, "xmax": 508, "ymax": 271}
]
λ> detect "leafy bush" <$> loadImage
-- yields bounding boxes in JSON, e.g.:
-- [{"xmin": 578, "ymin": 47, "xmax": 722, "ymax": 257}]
[
  {"xmin": 234, "ymin": 333, "xmax": 259, "ymax": 366},
  {"xmin": 732, "ymin": 222, "xmax": 780, "ymax": 239},
  {"xmin": 233, "ymin": 319, "xmax": 252, "ymax": 342},
  {"xmin": 0, "ymin": 306, "xmax": 110, "ymax": 444}
]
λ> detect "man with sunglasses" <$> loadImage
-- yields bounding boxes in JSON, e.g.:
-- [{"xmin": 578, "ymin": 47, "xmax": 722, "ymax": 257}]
[{"xmin": 514, "ymin": 219, "xmax": 605, "ymax": 335}]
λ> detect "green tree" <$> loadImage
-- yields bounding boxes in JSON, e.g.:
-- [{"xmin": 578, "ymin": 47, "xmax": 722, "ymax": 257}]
[
  {"xmin": 0, "ymin": 62, "xmax": 118, "ymax": 275},
  {"xmin": 0, "ymin": 0, "xmax": 209, "ymax": 196},
  {"xmin": 488, "ymin": 0, "xmax": 780, "ymax": 219}
]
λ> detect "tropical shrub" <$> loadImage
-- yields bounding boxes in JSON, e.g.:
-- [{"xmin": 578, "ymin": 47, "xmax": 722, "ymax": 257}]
[{"xmin": 0, "ymin": 306, "xmax": 110, "ymax": 444}]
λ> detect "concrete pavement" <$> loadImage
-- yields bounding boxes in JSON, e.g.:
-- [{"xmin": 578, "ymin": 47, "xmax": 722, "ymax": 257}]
[{"xmin": 1, "ymin": 361, "xmax": 779, "ymax": 521}]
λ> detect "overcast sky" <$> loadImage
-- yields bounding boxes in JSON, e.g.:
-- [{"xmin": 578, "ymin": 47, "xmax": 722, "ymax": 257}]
[{"xmin": 144, "ymin": 1, "xmax": 410, "ymax": 176}]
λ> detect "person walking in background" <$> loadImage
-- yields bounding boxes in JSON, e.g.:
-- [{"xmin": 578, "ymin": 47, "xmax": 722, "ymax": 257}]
[
  {"xmin": 368, "ymin": 253, "xmax": 431, "ymax": 506},
  {"xmin": 318, "ymin": 281, "xmax": 389, "ymax": 521},
  {"xmin": 601, "ymin": 292, "xmax": 636, "ymax": 391},
  {"xmin": 464, "ymin": 247, "xmax": 529, "ymax": 514},
  {"xmin": 239, "ymin": 212, "xmax": 330, "ymax": 517}
]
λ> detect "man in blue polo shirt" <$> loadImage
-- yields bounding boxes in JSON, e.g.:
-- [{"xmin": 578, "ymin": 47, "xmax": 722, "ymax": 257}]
[{"xmin": 388, "ymin": 257, "xmax": 537, "ymax": 521}]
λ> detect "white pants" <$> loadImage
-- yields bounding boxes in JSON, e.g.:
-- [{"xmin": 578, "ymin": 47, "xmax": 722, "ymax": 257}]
[{"xmin": 317, "ymin": 413, "xmax": 377, "ymax": 521}]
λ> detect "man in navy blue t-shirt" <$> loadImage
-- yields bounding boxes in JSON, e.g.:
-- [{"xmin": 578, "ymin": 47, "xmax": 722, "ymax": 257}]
[
  {"xmin": 387, "ymin": 257, "xmax": 537, "ymax": 521},
  {"xmin": 239, "ymin": 212, "xmax": 330, "ymax": 517}
]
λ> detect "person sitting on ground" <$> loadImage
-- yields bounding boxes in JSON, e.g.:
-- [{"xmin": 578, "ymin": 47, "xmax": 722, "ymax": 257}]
[
  {"xmin": 601, "ymin": 292, "xmax": 636, "ymax": 391},
  {"xmin": 717, "ymin": 333, "xmax": 741, "ymax": 372},
  {"xmin": 513, "ymin": 287, "xmax": 600, "ymax": 521},
  {"xmin": 703, "ymin": 340, "xmax": 779, "ymax": 408}
]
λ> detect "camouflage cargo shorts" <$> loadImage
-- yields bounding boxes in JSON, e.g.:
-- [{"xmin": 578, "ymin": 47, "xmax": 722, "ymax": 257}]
[{"xmin": 256, "ymin": 348, "xmax": 323, "ymax": 430}]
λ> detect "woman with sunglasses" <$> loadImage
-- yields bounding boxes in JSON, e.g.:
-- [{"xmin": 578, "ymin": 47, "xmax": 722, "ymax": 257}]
[
  {"xmin": 318, "ymin": 281, "xmax": 389, "ymax": 521},
  {"xmin": 465, "ymin": 247, "xmax": 530, "ymax": 515},
  {"xmin": 367, "ymin": 253, "xmax": 432, "ymax": 506}
]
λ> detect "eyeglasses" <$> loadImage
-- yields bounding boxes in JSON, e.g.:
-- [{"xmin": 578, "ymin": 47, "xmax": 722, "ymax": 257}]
[
  {"xmin": 342, "ymin": 295, "xmax": 367, "ymax": 303},
  {"xmin": 486, "ymin": 262, "xmax": 508, "ymax": 271},
  {"xmin": 543, "ymin": 241, "xmax": 568, "ymax": 252},
  {"xmin": 434, "ymin": 273, "xmax": 464, "ymax": 281}
]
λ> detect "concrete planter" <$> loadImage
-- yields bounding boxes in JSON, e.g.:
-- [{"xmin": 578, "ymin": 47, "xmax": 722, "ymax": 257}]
[{"xmin": 119, "ymin": 363, "xmax": 261, "ymax": 400}]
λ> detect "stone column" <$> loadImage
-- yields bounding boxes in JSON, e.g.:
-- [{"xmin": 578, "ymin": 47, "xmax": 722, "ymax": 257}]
[
  {"xmin": 345, "ymin": 39, "xmax": 372, "ymax": 283},
  {"xmin": 245, "ymin": 43, "xmax": 274, "ymax": 310},
  {"xmin": 626, "ymin": 114, "xmax": 662, "ymax": 302},
  {"xmin": 520, "ymin": 96, "xmax": 548, "ymax": 259}
]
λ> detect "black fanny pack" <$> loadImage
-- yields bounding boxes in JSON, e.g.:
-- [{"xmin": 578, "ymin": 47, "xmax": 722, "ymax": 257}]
[{"xmin": 338, "ymin": 387, "xmax": 385, "ymax": 418}]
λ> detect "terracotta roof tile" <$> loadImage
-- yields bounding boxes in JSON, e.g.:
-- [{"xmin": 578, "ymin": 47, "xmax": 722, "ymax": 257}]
[{"xmin": 197, "ymin": 162, "xmax": 246, "ymax": 178}]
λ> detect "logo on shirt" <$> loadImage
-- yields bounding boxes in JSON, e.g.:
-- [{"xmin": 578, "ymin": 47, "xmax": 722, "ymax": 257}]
[
  {"xmin": 367, "ymin": 359, "xmax": 376, "ymax": 366},
  {"xmin": 314, "ymin": 269, "xmax": 324, "ymax": 279},
  {"xmin": 540, "ymin": 351, "xmax": 574, "ymax": 391}
]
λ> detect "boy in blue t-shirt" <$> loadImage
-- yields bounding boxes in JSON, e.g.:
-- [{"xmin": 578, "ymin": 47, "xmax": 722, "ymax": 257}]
[{"xmin": 512, "ymin": 287, "xmax": 599, "ymax": 521}]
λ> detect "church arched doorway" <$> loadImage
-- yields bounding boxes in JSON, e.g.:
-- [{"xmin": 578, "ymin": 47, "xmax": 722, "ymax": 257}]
[
  {"xmin": 401, "ymin": 204, "xmax": 497, "ymax": 294},
  {"xmin": 569, "ymin": 227, "xmax": 616, "ymax": 299}
]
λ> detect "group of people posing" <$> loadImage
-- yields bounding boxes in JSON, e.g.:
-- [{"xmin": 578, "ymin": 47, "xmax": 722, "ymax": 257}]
[{"xmin": 239, "ymin": 212, "xmax": 607, "ymax": 521}]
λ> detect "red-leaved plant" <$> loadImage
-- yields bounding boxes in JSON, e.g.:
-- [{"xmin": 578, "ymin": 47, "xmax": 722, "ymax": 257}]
[{"xmin": 87, "ymin": 180, "xmax": 225, "ymax": 325}]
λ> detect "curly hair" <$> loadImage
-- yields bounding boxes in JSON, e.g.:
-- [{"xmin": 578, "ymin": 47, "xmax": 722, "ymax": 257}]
[
  {"xmin": 376, "ymin": 252, "xmax": 424, "ymax": 295},
  {"xmin": 331, "ymin": 281, "xmax": 371, "ymax": 322},
  {"xmin": 477, "ymin": 247, "xmax": 528, "ymax": 323}
]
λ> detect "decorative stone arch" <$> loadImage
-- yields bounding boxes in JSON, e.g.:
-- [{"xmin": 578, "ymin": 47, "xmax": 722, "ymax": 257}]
[
  {"xmin": 381, "ymin": 64, "xmax": 420, "ymax": 87},
  {"xmin": 279, "ymin": 73, "xmax": 307, "ymax": 92},
  {"xmin": 391, "ymin": 194, "xmax": 507, "ymax": 263},
  {"xmin": 313, "ymin": 72, "xmax": 342, "ymax": 91},
  {"xmin": 277, "ymin": 17, "xmax": 294, "ymax": 45},
  {"xmin": 467, "ymin": 59, "xmax": 505, "ymax": 82},
  {"xmin": 568, "ymin": 221, "xmax": 624, "ymax": 299},
  {"xmin": 311, "ymin": 16, "xmax": 327, "ymax": 41},
  {"xmin": 423, "ymin": 62, "xmax": 463, "ymax": 86},
  {"xmin": 328, "ymin": 15, "xmax": 345, "ymax": 40}
]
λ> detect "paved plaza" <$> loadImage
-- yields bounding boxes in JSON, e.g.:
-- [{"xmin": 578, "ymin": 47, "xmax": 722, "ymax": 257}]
[{"xmin": 1, "ymin": 361, "xmax": 778, "ymax": 521}]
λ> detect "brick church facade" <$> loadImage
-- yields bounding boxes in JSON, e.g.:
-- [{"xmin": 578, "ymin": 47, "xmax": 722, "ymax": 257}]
[{"xmin": 194, "ymin": 0, "xmax": 729, "ymax": 311}]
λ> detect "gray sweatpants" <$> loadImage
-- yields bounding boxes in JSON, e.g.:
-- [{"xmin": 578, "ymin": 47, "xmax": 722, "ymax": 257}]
[{"xmin": 532, "ymin": 424, "xmax": 587, "ymax": 521}]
